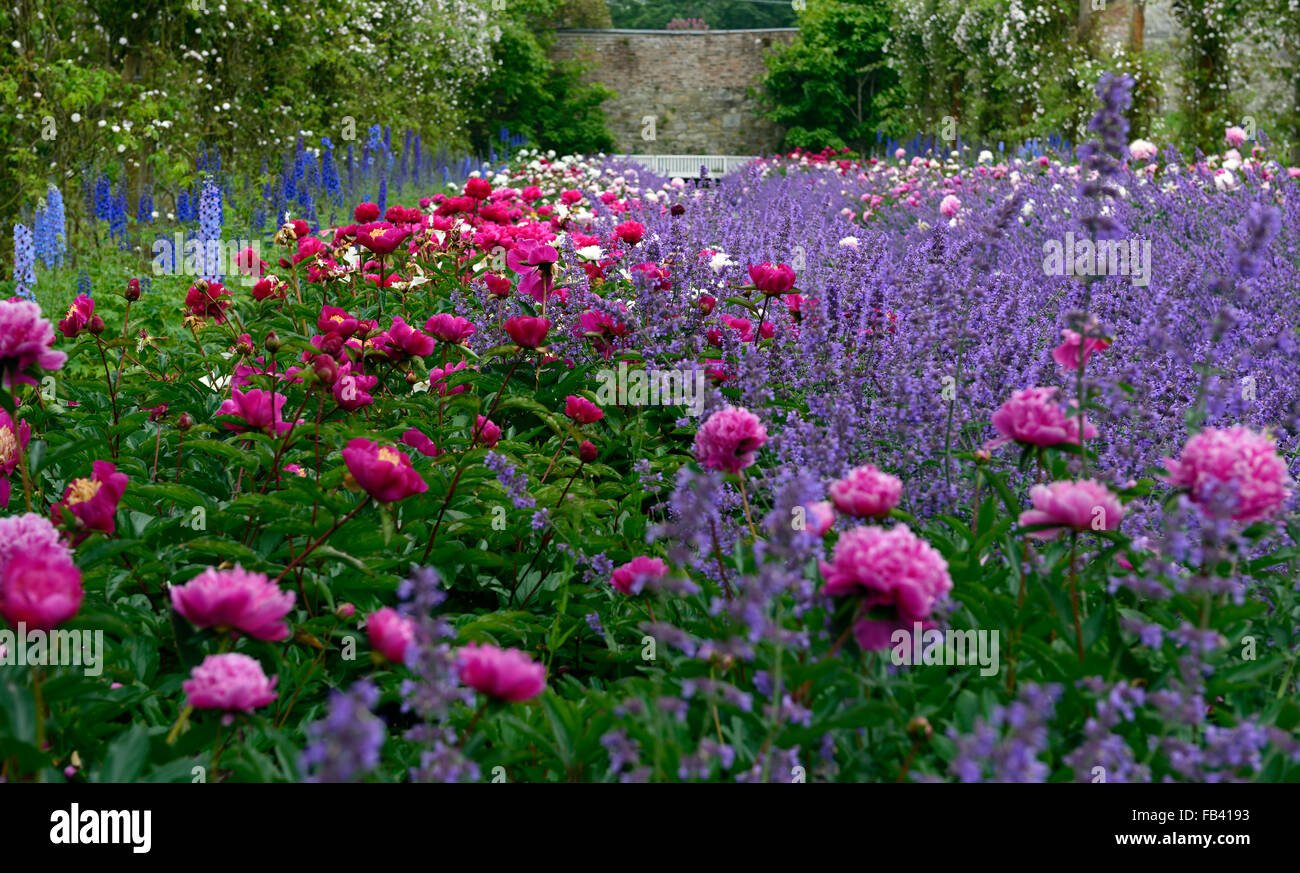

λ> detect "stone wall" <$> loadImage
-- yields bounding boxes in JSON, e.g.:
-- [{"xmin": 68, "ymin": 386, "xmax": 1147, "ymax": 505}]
[{"xmin": 550, "ymin": 29, "xmax": 799, "ymax": 155}]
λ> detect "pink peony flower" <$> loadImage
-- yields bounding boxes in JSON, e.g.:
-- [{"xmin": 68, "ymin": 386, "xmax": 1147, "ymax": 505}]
[
  {"xmin": 0, "ymin": 410, "xmax": 31, "ymax": 510},
  {"xmin": 355, "ymin": 223, "xmax": 412, "ymax": 256},
  {"xmin": 464, "ymin": 177, "xmax": 492, "ymax": 200},
  {"xmin": 564, "ymin": 395, "xmax": 603, "ymax": 424},
  {"xmin": 183, "ymin": 653, "xmax": 278, "ymax": 712},
  {"xmin": 366, "ymin": 607, "xmax": 416, "ymax": 664},
  {"xmin": 425, "ymin": 314, "xmax": 477, "ymax": 344},
  {"xmin": 694, "ymin": 406, "xmax": 768, "ymax": 474},
  {"xmin": 333, "ymin": 363, "xmax": 378, "ymax": 411},
  {"xmin": 1163, "ymin": 427, "xmax": 1290, "ymax": 523},
  {"xmin": 0, "ymin": 299, "xmax": 67, "ymax": 389},
  {"xmin": 185, "ymin": 281, "xmax": 231, "ymax": 322},
  {"xmin": 0, "ymin": 513, "xmax": 67, "ymax": 576},
  {"xmin": 57, "ymin": 295, "xmax": 95, "ymax": 339},
  {"xmin": 505, "ymin": 316, "xmax": 551, "ymax": 349},
  {"xmin": 343, "ymin": 439, "xmax": 428, "ymax": 503},
  {"xmin": 400, "ymin": 427, "xmax": 442, "ymax": 457},
  {"xmin": 387, "ymin": 316, "xmax": 436, "ymax": 358},
  {"xmin": 1051, "ymin": 328, "xmax": 1111, "ymax": 371},
  {"xmin": 1129, "ymin": 139, "xmax": 1158, "ymax": 161},
  {"xmin": 49, "ymin": 460, "xmax": 128, "ymax": 537},
  {"xmin": 804, "ymin": 500, "xmax": 836, "ymax": 536},
  {"xmin": 829, "ymin": 465, "xmax": 902, "ymax": 518},
  {"xmin": 474, "ymin": 415, "xmax": 501, "ymax": 448},
  {"xmin": 170, "ymin": 565, "xmax": 295, "ymax": 641},
  {"xmin": 456, "ymin": 642, "xmax": 546, "ymax": 702},
  {"xmin": 0, "ymin": 547, "xmax": 83, "ymax": 632},
  {"xmin": 318, "ymin": 306, "xmax": 359, "ymax": 338},
  {"xmin": 219, "ymin": 387, "xmax": 298, "ymax": 436},
  {"xmin": 939, "ymin": 194, "xmax": 961, "ymax": 218},
  {"xmin": 354, "ymin": 202, "xmax": 381, "ymax": 223},
  {"xmin": 747, "ymin": 262, "xmax": 796, "ymax": 296},
  {"xmin": 614, "ymin": 221, "xmax": 646, "ymax": 244},
  {"xmin": 507, "ymin": 240, "xmax": 560, "ymax": 304},
  {"xmin": 610, "ymin": 555, "xmax": 668, "ymax": 595},
  {"xmin": 1225, "ymin": 126, "xmax": 1247, "ymax": 148},
  {"xmin": 820, "ymin": 524, "xmax": 953, "ymax": 651},
  {"xmin": 1018, "ymin": 479, "xmax": 1124, "ymax": 539},
  {"xmin": 989, "ymin": 387, "xmax": 1097, "ymax": 448}
]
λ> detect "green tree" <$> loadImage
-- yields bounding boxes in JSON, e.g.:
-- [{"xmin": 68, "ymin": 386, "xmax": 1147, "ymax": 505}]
[
  {"xmin": 758, "ymin": 0, "xmax": 897, "ymax": 152},
  {"xmin": 466, "ymin": 0, "xmax": 616, "ymax": 155}
]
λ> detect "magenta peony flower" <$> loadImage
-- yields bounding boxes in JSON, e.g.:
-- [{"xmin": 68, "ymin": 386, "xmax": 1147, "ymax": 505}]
[
  {"xmin": 829, "ymin": 464, "xmax": 902, "ymax": 518},
  {"xmin": 464, "ymin": 177, "xmax": 492, "ymax": 200},
  {"xmin": 343, "ymin": 438, "xmax": 428, "ymax": 503},
  {"xmin": 694, "ymin": 406, "xmax": 768, "ymax": 474},
  {"xmin": 366, "ymin": 607, "xmax": 416, "ymax": 664},
  {"xmin": 0, "ymin": 547, "xmax": 83, "ymax": 632},
  {"xmin": 1018, "ymin": 479, "xmax": 1124, "ymax": 539},
  {"xmin": 170, "ymin": 565, "xmax": 295, "ymax": 641},
  {"xmin": 49, "ymin": 460, "xmax": 128, "ymax": 536},
  {"xmin": 353, "ymin": 202, "xmax": 381, "ymax": 223},
  {"xmin": 507, "ymin": 240, "xmax": 560, "ymax": 304},
  {"xmin": 474, "ymin": 415, "xmax": 501, "ymax": 448},
  {"xmin": 185, "ymin": 281, "xmax": 231, "ymax": 323},
  {"xmin": 456, "ymin": 642, "xmax": 546, "ymax": 702},
  {"xmin": 183, "ymin": 653, "xmax": 278, "ymax": 712},
  {"xmin": 400, "ymin": 427, "xmax": 442, "ymax": 457},
  {"xmin": 819, "ymin": 524, "xmax": 952, "ymax": 650},
  {"xmin": 989, "ymin": 387, "xmax": 1097, "ymax": 448},
  {"xmin": 318, "ymin": 306, "xmax": 359, "ymax": 338},
  {"xmin": 0, "ymin": 410, "xmax": 31, "ymax": 510},
  {"xmin": 505, "ymin": 316, "xmax": 551, "ymax": 349},
  {"xmin": 219, "ymin": 387, "xmax": 298, "ymax": 436},
  {"xmin": 425, "ymin": 313, "xmax": 477, "ymax": 344},
  {"xmin": 747, "ymin": 262, "xmax": 796, "ymax": 296},
  {"xmin": 564, "ymin": 395, "xmax": 603, "ymax": 424},
  {"xmin": 428, "ymin": 361, "xmax": 470, "ymax": 396},
  {"xmin": 57, "ymin": 295, "xmax": 95, "ymax": 339},
  {"xmin": 0, "ymin": 299, "xmax": 67, "ymax": 389},
  {"xmin": 1163, "ymin": 426, "xmax": 1290, "ymax": 523},
  {"xmin": 939, "ymin": 194, "xmax": 961, "ymax": 218},
  {"xmin": 333, "ymin": 363, "xmax": 377, "ymax": 411},
  {"xmin": 387, "ymin": 316, "xmax": 436, "ymax": 358},
  {"xmin": 610, "ymin": 555, "xmax": 668, "ymax": 595},
  {"xmin": 614, "ymin": 221, "xmax": 645, "ymax": 244},
  {"xmin": 355, "ymin": 223, "xmax": 412, "ymax": 255},
  {"xmin": 1051, "ymin": 328, "xmax": 1111, "ymax": 371}
]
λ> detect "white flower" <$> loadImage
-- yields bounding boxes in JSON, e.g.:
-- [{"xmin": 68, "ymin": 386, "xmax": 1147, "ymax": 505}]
[
  {"xmin": 978, "ymin": 150, "xmax": 993, "ymax": 164},
  {"xmin": 575, "ymin": 245, "xmax": 603, "ymax": 261},
  {"xmin": 708, "ymin": 252, "xmax": 736, "ymax": 272},
  {"xmin": 838, "ymin": 236, "xmax": 859, "ymax": 248},
  {"xmin": 70, "ymin": 112, "xmax": 81, "ymax": 122}
]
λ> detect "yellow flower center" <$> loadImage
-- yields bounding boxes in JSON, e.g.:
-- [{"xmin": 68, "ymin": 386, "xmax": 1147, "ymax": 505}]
[
  {"xmin": 377, "ymin": 447, "xmax": 401, "ymax": 466},
  {"xmin": 66, "ymin": 477, "xmax": 102, "ymax": 505},
  {"xmin": 0, "ymin": 426, "xmax": 15, "ymax": 466},
  {"xmin": 65, "ymin": 302, "xmax": 79, "ymax": 320}
]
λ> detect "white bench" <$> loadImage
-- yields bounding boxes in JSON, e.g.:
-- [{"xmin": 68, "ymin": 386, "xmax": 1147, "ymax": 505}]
[{"xmin": 619, "ymin": 154, "xmax": 758, "ymax": 179}]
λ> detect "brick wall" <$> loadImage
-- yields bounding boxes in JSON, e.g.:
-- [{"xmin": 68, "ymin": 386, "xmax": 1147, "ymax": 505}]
[{"xmin": 551, "ymin": 29, "xmax": 799, "ymax": 155}]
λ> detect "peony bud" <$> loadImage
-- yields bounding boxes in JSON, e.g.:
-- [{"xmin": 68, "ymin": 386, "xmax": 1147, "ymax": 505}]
[
  {"xmin": 178, "ymin": 412, "xmax": 193, "ymax": 431},
  {"xmin": 579, "ymin": 440, "xmax": 598, "ymax": 463},
  {"xmin": 264, "ymin": 331, "xmax": 281, "ymax": 353},
  {"xmin": 125, "ymin": 278, "xmax": 141, "ymax": 301},
  {"xmin": 87, "ymin": 315, "xmax": 106, "ymax": 335}
]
